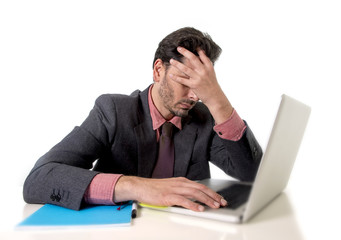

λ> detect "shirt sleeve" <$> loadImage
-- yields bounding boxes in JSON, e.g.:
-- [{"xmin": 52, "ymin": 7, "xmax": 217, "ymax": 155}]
[
  {"xmin": 213, "ymin": 109, "xmax": 247, "ymax": 141},
  {"xmin": 83, "ymin": 173, "xmax": 123, "ymax": 205}
]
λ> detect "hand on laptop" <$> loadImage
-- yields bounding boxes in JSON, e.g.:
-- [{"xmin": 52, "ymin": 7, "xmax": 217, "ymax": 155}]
[{"xmin": 114, "ymin": 176, "xmax": 227, "ymax": 212}]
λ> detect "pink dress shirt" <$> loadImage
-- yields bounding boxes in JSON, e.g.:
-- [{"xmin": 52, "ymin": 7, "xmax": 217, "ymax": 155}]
[{"xmin": 84, "ymin": 85, "xmax": 246, "ymax": 205}]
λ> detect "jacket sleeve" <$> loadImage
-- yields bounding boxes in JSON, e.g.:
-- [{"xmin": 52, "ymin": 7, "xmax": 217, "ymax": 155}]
[
  {"xmin": 209, "ymin": 121, "xmax": 263, "ymax": 182},
  {"xmin": 23, "ymin": 95, "xmax": 117, "ymax": 210}
]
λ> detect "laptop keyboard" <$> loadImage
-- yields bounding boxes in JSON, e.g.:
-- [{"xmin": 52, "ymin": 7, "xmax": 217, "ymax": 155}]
[{"xmin": 217, "ymin": 183, "xmax": 252, "ymax": 210}]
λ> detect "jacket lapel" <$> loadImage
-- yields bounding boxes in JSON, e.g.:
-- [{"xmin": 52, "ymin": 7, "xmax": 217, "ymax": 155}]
[
  {"xmin": 134, "ymin": 87, "xmax": 158, "ymax": 178},
  {"xmin": 173, "ymin": 120, "xmax": 198, "ymax": 177},
  {"xmin": 134, "ymin": 122, "xmax": 158, "ymax": 178}
]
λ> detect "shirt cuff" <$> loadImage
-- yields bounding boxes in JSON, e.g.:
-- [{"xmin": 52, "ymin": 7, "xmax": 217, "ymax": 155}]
[
  {"xmin": 84, "ymin": 173, "xmax": 123, "ymax": 205},
  {"xmin": 213, "ymin": 109, "xmax": 246, "ymax": 141}
]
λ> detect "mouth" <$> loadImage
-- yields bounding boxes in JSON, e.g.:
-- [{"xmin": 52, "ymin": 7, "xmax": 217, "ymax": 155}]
[
  {"xmin": 179, "ymin": 103, "xmax": 192, "ymax": 109},
  {"xmin": 178, "ymin": 100, "xmax": 196, "ymax": 110}
]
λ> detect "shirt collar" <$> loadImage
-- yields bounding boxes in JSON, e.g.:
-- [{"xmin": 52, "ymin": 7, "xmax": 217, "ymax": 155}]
[{"xmin": 148, "ymin": 84, "xmax": 182, "ymax": 131}]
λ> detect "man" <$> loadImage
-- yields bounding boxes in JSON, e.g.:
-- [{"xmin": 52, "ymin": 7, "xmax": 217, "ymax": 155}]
[{"xmin": 23, "ymin": 27, "xmax": 262, "ymax": 212}]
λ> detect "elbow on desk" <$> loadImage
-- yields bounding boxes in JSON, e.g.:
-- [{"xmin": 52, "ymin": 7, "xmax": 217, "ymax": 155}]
[
  {"xmin": 23, "ymin": 167, "xmax": 46, "ymax": 205},
  {"xmin": 23, "ymin": 161, "xmax": 98, "ymax": 210}
]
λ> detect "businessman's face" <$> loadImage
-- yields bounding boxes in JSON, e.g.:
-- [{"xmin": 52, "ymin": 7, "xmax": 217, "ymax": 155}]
[{"xmin": 158, "ymin": 63, "xmax": 199, "ymax": 118}]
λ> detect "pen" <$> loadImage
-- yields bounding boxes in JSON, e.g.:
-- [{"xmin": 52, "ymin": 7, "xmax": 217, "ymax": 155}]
[{"xmin": 131, "ymin": 201, "xmax": 138, "ymax": 218}]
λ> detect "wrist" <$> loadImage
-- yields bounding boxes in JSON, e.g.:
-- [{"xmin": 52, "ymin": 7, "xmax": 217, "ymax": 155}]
[
  {"xmin": 204, "ymin": 92, "xmax": 233, "ymax": 125},
  {"xmin": 113, "ymin": 175, "xmax": 139, "ymax": 203}
]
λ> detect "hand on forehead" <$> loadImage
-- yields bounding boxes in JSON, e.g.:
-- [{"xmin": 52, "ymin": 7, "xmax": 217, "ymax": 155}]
[{"xmin": 169, "ymin": 46, "xmax": 213, "ymax": 79}]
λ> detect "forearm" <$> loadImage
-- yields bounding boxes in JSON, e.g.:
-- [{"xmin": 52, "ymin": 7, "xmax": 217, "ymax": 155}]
[
  {"xmin": 210, "ymin": 124, "xmax": 263, "ymax": 182},
  {"xmin": 83, "ymin": 175, "xmax": 146, "ymax": 206},
  {"xmin": 203, "ymin": 89, "xmax": 234, "ymax": 125}
]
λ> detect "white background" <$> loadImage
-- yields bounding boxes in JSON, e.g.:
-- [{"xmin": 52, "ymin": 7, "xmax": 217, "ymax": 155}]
[{"xmin": 0, "ymin": 0, "xmax": 340, "ymax": 239}]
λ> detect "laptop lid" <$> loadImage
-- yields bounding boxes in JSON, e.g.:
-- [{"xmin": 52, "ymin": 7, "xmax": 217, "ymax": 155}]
[
  {"xmin": 140, "ymin": 94, "xmax": 311, "ymax": 223},
  {"xmin": 242, "ymin": 94, "xmax": 311, "ymax": 222}
]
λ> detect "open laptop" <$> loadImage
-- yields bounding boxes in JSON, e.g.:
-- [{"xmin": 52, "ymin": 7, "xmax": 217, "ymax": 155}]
[{"xmin": 141, "ymin": 94, "xmax": 311, "ymax": 223}]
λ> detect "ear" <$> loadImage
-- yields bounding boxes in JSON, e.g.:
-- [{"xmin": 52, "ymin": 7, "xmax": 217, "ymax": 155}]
[{"xmin": 153, "ymin": 59, "xmax": 165, "ymax": 83}]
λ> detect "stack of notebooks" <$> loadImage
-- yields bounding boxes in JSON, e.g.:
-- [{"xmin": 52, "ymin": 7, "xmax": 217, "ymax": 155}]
[{"xmin": 17, "ymin": 202, "xmax": 133, "ymax": 229}]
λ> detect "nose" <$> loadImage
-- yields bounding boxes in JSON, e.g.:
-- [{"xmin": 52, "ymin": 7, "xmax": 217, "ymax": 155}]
[{"xmin": 188, "ymin": 89, "xmax": 199, "ymax": 102}]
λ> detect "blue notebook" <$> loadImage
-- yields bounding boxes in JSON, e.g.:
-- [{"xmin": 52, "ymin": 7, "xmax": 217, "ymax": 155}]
[{"xmin": 17, "ymin": 202, "xmax": 133, "ymax": 229}]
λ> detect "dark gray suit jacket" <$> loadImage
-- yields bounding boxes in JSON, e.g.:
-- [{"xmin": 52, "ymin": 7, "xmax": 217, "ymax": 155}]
[{"xmin": 23, "ymin": 86, "xmax": 262, "ymax": 210}]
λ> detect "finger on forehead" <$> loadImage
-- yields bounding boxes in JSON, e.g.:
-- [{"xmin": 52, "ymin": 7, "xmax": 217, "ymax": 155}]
[
  {"xmin": 170, "ymin": 58, "xmax": 195, "ymax": 77},
  {"xmin": 177, "ymin": 46, "xmax": 202, "ymax": 65}
]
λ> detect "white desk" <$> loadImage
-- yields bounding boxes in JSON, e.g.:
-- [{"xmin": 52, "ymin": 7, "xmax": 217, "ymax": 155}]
[{"xmin": 0, "ymin": 186, "xmax": 320, "ymax": 240}]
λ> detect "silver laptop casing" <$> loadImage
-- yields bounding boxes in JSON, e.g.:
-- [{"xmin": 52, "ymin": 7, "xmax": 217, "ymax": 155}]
[{"xmin": 146, "ymin": 95, "xmax": 311, "ymax": 223}]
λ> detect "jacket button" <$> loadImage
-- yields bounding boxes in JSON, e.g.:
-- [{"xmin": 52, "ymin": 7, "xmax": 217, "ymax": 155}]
[{"xmin": 253, "ymin": 147, "xmax": 258, "ymax": 156}]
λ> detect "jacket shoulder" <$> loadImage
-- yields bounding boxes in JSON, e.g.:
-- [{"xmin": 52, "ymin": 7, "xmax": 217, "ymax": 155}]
[
  {"xmin": 96, "ymin": 90, "xmax": 141, "ymax": 105},
  {"xmin": 94, "ymin": 90, "xmax": 142, "ymax": 111}
]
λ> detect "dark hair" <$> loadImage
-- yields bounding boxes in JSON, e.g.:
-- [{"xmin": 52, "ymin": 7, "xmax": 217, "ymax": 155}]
[{"xmin": 153, "ymin": 27, "xmax": 222, "ymax": 68}]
